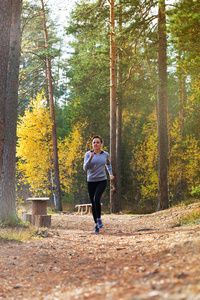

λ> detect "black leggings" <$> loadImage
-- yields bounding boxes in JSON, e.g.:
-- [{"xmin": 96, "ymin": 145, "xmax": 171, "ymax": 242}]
[{"xmin": 87, "ymin": 180, "xmax": 107, "ymax": 223}]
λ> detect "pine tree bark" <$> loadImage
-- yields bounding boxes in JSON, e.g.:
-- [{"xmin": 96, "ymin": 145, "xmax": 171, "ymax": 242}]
[
  {"xmin": 116, "ymin": 0, "xmax": 122, "ymax": 211},
  {"xmin": 41, "ymin": 0, "xmax": 62, "ymax": 211},
  {"xmin": 173, "ymin": 65, "xmax": 186, "ymax": 202},
  {"xmin": 157, "ymin": 0, "xmax": 169, "ymax": 211},
  {"xmin": 0, "ymin": 0, "xmax": 12, "ymax": 179},
  {"xmin": 110, "ymin": 0, "xmax": 119, "ymax": 213},
  {"xmin": 178, "ymin": 71, "xmax": 185, "ymax": 131},
  {"xmin": 0, "ymin": 0, "xmax": 22, "ymax": 221}
]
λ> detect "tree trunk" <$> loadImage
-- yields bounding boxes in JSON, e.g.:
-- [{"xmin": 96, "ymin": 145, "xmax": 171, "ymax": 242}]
[
  {"xmin": 157, "ymin": 0, "xmax": 169, "ymax": 211},
  {"xmin": 41, "ymin": 0, "xmax": 62, "ymax": 211},
  {"xmin": 0, "ymin": 0, "xmax": 22, "ymax": 221},
  {"xmin": 0, "ymin": 0, "xmax": 12, "ymax": 179},
  {"xmin": 116, "ymin": 0, "xmax": 122, "ymax": 211},
  {"xmin": 173, "ymin": 67, "xmax": 186, "ymax": 202},
  {"xmin": 178, "ymin": 71, "xmax": 186, "ymax": 131},
  {"xmin": 110, "ymin": 0, "xmax": 119, "ymax": 213}
]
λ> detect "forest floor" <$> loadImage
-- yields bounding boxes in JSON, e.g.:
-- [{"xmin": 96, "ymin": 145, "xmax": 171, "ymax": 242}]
[{"xmin": 1, "ymin": 202, "xmax": 200, "ymax": 300}]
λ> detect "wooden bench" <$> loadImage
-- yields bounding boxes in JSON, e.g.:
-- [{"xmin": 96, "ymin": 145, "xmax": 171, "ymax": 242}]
[
  {"xmin": 23, "ymin": 197, "xmax": 51, "ymax": 228},
  {"xmin": 75, "ymin": 204, "xmax": 92, "ymax": 214},
  {"xmin": 75, "ymin": 203, "xmax": 103, "ymax": 214}
]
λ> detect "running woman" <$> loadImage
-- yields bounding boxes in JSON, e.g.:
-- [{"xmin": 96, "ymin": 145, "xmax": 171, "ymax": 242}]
[{"xmin": 83, "ymin": 135, "xmax": 114, "ymax": 233}]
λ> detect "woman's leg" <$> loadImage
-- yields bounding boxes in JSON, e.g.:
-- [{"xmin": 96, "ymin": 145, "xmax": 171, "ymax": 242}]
[
  {"xmin": 87, "ymin": 180, "xmax": 107, "ymax": 223},
  {"xmin": 93, "ymin": 180, "xmax": 107, "ymax": 219},
  {"xmin": 87, "ymin": 181, "xmax": 98, "ymax": 223}
]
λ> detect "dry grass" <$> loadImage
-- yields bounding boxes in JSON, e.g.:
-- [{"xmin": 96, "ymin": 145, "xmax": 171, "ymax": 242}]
[
  {"xmin": 0, "ymin": 225, "xmax": 37, "ymax": 243},
  {"xmin": 173, "ymin": 210, "xmax": 200, "ymax": 227}
]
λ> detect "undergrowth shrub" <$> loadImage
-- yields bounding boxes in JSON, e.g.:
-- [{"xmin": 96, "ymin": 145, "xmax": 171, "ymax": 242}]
[{"xmin": 173, "ymin": 210, "xmax": 200, "ymax": 227}]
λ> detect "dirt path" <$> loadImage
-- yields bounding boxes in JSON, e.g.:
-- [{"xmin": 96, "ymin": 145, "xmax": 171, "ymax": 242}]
[{"xmin": 1, "ymin": 203, "xmax": 200, "ymax": 300}]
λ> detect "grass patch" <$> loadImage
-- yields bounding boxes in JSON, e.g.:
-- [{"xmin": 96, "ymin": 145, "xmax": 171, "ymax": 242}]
[
  {"xmin": 0, "ymin": 213, "xmax": 21, "ymax": 227},
  {"xmin": 0, "ymin": 225, "xmax": 37, "ymax": 243},
  {"xmin": 173, "ymin": 210, "xmax": 200, "ymax": 227}
]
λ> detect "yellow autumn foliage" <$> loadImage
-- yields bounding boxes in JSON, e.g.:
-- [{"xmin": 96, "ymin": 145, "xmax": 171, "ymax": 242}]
[
  {"xmin": 183, "ymin": 78, "xmax": 200, "ymax": 191},
  {"xmin": 17, "ymin": 93, "xmax": 90, "ymax": 202},
  {"xmin": 185, "ymin": 78, "xmax": 200, "ymax": 115},
  {"xmin": 169, "ymin": 118, "xmax": 184, "ymax": 186},
  {"xmin": 58, "ymin": 123, "xmax": 88, "ymax": 202},
  {"xmin": 16, "ymin": 92, "xmax": 53, "ymax": 196},
  {"xmin": 132, "ymin": 113, "xmax": 158, "ymax": 207},
  {"xmin": 169, "ymin": 77, "xmax": 200, "ymax": 198}
]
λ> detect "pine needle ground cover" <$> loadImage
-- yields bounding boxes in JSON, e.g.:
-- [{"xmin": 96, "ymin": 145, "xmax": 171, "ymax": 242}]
[{"xmin": 0, "ymin": 202, "xmax": 200, "ymax": 299}]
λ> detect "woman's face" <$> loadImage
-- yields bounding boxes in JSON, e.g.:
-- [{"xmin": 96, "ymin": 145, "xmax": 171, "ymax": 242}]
[{"xmin": 92, "ymin": 138, "xmax": 102, "ymax": 151}]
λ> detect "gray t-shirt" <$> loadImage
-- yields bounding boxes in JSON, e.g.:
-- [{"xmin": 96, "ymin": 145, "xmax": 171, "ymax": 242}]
[{"xmin": 83, "ymin": 151, "xmax": 113, "ymax": 182}]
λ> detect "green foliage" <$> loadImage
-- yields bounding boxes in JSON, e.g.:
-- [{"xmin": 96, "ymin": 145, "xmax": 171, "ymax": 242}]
[
  {"xmin": 167, "ymin": 0, "xmax": 200, "ymax": 74},
  {"xmin": 190, "ymin": 186, "xmax": 200, "ymax": 198},
  {"xmin": 174, "ymin": 210, "xmax": 200, "ymax": 227},
  {"xmin": 19, "ymin": 1, "xmax": 65, "ymax": 111},
  {"xmin": 16, "ymin": 0, "xmax": 200, "ymax": 212},
  {"xmin": 0, "ymin": 214, "xmax": 21, "ymax": 228},
  {"xmin": 62, "ymin": 0, "xmax": 160, "ymax": 209},
  {"xmin": 64, "ymin": 1, "xmax": 111, "ymax": 135}
]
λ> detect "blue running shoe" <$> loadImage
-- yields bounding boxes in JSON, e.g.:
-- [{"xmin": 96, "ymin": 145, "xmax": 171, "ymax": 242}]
[
  {"xmin": 97, "ymin": 218, "xmax": 103, "ymax": 228},
  {"xmin": 95, "ymin": 224, "xmax": 99, "ymax": 233}
]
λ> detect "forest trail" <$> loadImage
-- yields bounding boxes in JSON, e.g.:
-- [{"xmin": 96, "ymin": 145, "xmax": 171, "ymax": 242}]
[{"xmin": 1, "ymin": 203, "xmax": 200, "ymax": 300}]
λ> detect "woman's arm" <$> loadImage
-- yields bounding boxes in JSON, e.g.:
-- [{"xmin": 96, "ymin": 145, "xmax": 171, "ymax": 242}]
[
  {"xmin": 106, "ymin": 153, "xmax": 114, "ymax": 180},
  {"xmin": 83, "ymin": 151, "xmax": 93, "ymax": 171}
]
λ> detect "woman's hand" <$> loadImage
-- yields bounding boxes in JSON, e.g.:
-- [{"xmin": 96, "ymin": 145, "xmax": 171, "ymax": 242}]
[
  {"xmin": 110, "ymin": 175, "xmax": 115, "ymax": 180},
  {"xmin": 90, "ymin": 152, "xmax": 95, "ymax": 159}
]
